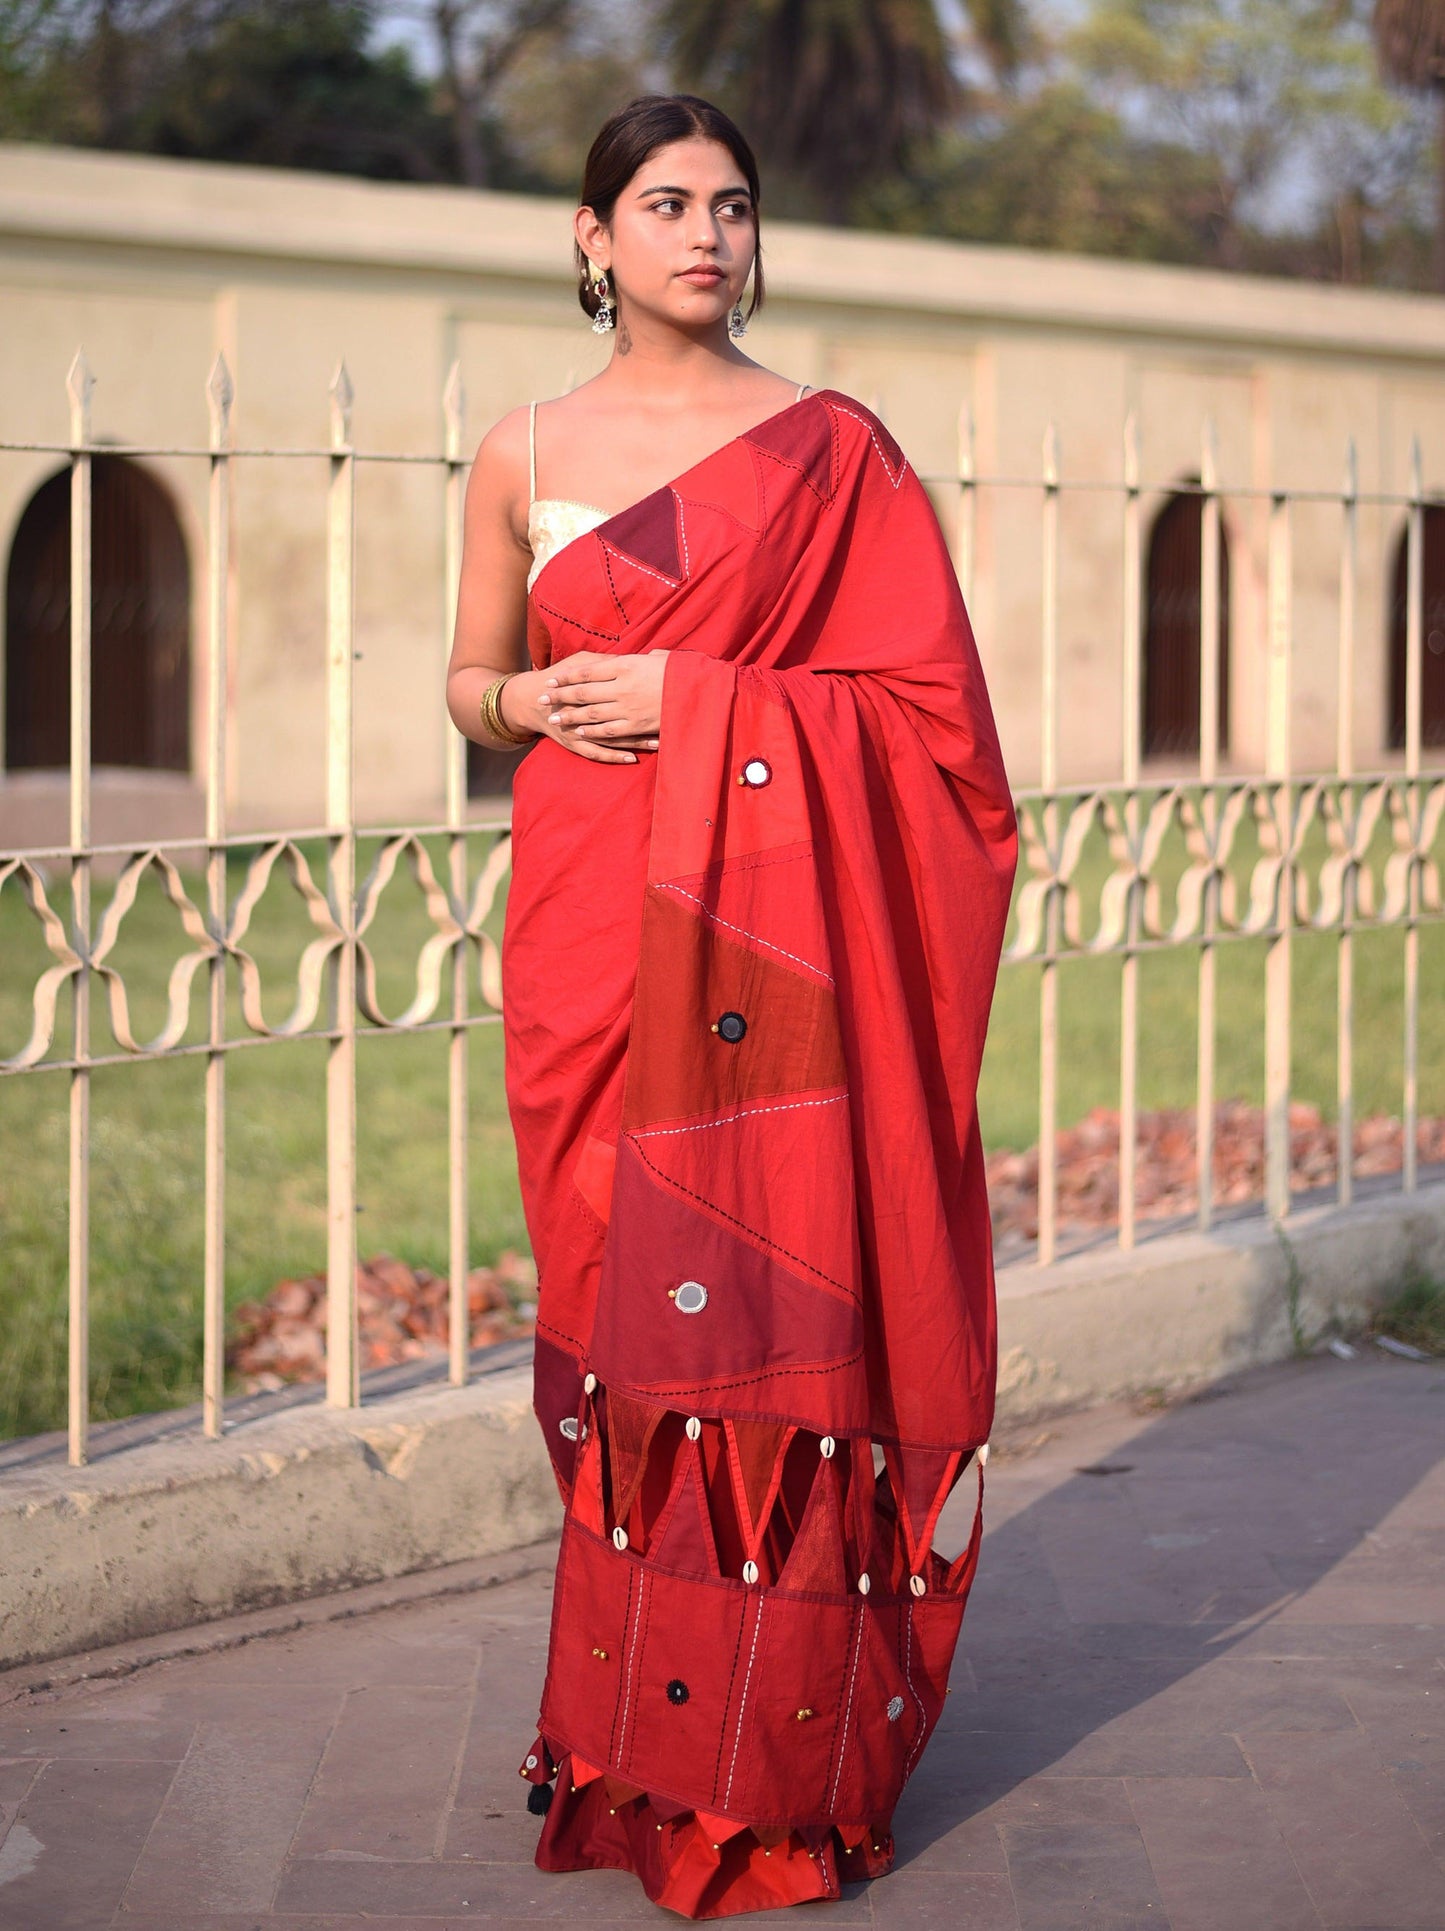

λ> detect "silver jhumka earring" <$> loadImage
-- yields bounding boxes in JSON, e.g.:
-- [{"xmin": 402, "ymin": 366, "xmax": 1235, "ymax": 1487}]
[
  {"xmin": 728, "ymin": 300, "xmax": 748, "ymax": 340},
  {"xmin": 591, "ymin": 271, "xmax": 615, "ymax": 335}
]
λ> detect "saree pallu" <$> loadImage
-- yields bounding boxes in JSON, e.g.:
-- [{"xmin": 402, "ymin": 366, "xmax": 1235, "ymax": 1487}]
[{"xmin": 503, "ymin": 390, "xmax": 1017, "ymax": 1919}]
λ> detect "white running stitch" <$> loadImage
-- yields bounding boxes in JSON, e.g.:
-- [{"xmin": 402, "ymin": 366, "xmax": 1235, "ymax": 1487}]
[
  {"xmin": 831, "ymin": 403, "xmax": 908, "ymax": 489},
  {"xmin": 722, "ymin": 1594, "xmax": 765, "ymax": 1808},
  {"xmin": 614, "ymin": 1569, "xmax": 647, "ymax": 1765},
  {"xmin": 676, "ymin": 492, "xmax": 691, "ymax": 577},
  {"xmin": 901, "ymin": 1603, "xmax": 928, "ymax": 1779},
  {"xmin": 826, "ymin": 1601, "xmax": 867, "ymax": 1815},
  {"xmin": 601, "ymin": 540, "xmax": 679, "ymax": 588},
  {"xmin": 631, "ymin": 1094, "xmax": 846, "ymax": 1141},
  {"xmin": 657, "ymin": 882, "xmax": 834, "ymax": 982}
]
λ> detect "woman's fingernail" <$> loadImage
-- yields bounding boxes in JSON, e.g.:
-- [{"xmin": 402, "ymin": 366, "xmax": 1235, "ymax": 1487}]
[{"xmin": 624, "ymin": 754, "xmax": 638, "ymax": 763}]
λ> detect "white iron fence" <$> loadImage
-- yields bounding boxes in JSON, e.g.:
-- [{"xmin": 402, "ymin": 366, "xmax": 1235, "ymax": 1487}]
[{"xmin": 1, "ymin": 353, "xmax": 1441, "ymax": 1465}]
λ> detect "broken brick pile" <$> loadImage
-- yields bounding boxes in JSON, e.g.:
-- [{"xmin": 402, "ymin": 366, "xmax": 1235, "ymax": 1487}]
[
  {"xmin": 985, "ymin": 1100, "xmax": 1445, "ymax": 1243},
  {"xmin": 226, "ymin": 1249, "xmax": 537, "ymax": 1391},
  {"xmin": 226, "ymin": 1103, "xmax": 1443, "ymax": 1386}
]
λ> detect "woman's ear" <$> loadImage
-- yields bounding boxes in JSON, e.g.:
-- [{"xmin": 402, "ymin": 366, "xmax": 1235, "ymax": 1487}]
[{"xmin": 575, "ymin": 206, "xmax": 610, "ymax": 272}]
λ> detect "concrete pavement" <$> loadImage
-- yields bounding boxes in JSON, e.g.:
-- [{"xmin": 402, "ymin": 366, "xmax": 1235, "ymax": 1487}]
[{"xmin": 0, "ymin": 1348, "xmax": 1440, "ymax": 1929}]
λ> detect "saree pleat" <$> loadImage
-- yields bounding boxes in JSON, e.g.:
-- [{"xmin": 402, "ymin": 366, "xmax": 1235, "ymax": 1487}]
[{"xmin": 504, "ymin": 390, "xmax": 1016, "ymax": 1918}]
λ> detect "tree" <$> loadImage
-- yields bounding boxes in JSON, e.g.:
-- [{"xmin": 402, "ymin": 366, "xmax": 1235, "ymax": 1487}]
[
  {"xmin": 381, "ymin": 0, "xmax": 577, "ymax": 185},
  {"xmin": 653, "ymin": 0, "xmax": 1029, "ymax": 224},
  {"xmin": 856, "ymin": 81, "xmax": 1224, "ymax": 264},
  {"xmin": 0, "ymin": 0, "xmax": 451, "ymax": 178},
  {"xmin": 1372, "ymin": 0, "xmax": 1445, "ymax": 286},
  {"xmin": 1070, "ymin": 0, "xmax": 1431, "ymax": 278}
]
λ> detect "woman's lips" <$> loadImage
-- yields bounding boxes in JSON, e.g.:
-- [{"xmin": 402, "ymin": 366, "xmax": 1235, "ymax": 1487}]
[{"xmin": 678, "ymin": 268, "xmax": 725, "ymax": 285}]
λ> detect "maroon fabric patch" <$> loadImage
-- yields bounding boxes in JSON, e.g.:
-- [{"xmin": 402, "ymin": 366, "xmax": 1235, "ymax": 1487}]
[
  {"xmin": 590, "ymin": 1135, "xmax": 864, "ymax": 1399},
  {"xmin": 533, "ymin": 1331, "xmax": 584, "ymax": 1493},
  {"xmin": 745, "ymin": 395, "xmax": 835, "ymax": 503},
  {"xmin": 602, "ymin": 488, "xmax": 683, "ymax": 581}
]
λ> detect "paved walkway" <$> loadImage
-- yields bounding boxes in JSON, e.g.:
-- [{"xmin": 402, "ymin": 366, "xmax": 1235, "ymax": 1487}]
[{"xmin": 0, "ymin": 1350, "xmax": 1441, "ymax": 1930}]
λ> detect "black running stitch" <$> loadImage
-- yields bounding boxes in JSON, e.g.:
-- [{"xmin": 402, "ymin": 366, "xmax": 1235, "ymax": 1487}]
[
  {"xmin": 630, "ymin": 1135, "xmax": 853, "ymax": 1298},
  {"xmin": 674, "ymin": 490, "xmax": 768, "ymax": 547},
  {"xmin": 598, "ymin": 547, "xmax": 630, "ymax": 627},
  {"xmin": 744, "ymin": 400, "xmax": 838, "ymax": 508},
  {"xmin": 632, "ymin": 1344, "xmax": 865, "ymax": 1397},
  {"xmin": 533, "ymin": 595, "xmax": 619, "ymax": 644}
]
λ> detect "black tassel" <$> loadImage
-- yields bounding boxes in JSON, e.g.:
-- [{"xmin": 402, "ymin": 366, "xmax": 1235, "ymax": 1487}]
[{"xmin": 527, "ymin": 1780, "xmax": 555, "ymax": 1816}]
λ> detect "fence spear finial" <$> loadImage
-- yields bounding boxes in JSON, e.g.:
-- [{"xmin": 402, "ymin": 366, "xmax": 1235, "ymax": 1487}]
[
  {"xmin": 67, "ymin": 349, "xmax": 94, "ymax": 445},
  {"xmin": 443, "ymin": 360, "xmax": 465, "ymax": 465},
  {"xmin": 957, "ymin": 401, "xmax": 974, "ymax": 484},
  {"xmin": 329, "ymin": 360, "xmax": 354, "ymax": 449},
  {"xmin": 1043, "ymin": 420, "xmax": 1059, "ymax": 488},
  {"xmin": 207, "ymin": 352, "xmax": 234, "ymax": 450}
]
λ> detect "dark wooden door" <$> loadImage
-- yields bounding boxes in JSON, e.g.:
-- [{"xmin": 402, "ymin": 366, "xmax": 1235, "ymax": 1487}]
[
  {"xmin": 1387, "ymin": 505, "xmax": 1445, "ymax": 750},
  {"xmin": 5, "ymin": 456, "xmax": 190, "ymax": 771},
  {"xmin": 1143, "ymin": 487, "xmax": 1231, "ymax": 760}
]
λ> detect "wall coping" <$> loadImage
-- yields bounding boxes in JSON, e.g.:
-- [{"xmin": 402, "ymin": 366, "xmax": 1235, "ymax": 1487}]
[{"xmin": 1, "ymin": 142, "xmax": 1442, "ymax": 364}]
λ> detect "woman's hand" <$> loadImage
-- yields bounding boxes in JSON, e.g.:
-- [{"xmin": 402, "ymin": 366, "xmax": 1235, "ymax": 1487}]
[{"xmin": 535, "ymin": 649, "xmax": 666, "ymax": 762}]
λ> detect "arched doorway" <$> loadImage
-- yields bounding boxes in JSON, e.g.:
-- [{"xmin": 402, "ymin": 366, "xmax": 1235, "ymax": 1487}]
[
  {"xmin": 1142, "ymin": 484, "xmax": 1231, "ymax": 761},
  {"xmin": 1386, "ymin": 505, "xmax": 1445, "ymax": 750},
  {"xmin": 5, "ymin": 456, "xmax": 191, "ymax": 771}
]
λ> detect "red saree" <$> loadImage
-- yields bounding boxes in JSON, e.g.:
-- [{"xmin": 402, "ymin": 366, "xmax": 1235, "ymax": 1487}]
[{"xmin": 502, "ymin": 389, "xmax": 1017, "ymax": 1919}]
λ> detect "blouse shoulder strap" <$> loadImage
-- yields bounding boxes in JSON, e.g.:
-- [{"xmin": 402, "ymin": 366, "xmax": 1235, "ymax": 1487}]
[{"xmin": 528, "ymin": 400, "xmax": 538, "ymax": 504}]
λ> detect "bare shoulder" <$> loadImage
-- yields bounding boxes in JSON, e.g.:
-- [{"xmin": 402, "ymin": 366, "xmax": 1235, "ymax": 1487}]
[{"xmin": 465, "ymin": 403, "xmax": 531, "ymax": 537}]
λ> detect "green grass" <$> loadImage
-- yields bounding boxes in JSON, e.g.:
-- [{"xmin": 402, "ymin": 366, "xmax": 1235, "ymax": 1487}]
[
  {"xmin": 2, "ymin": 810, "xmax": 1441, "ymax": 1439},
  {"xmin": 1371, "ymin": 1272, "xmax": 1445, "ymax": 1356}
]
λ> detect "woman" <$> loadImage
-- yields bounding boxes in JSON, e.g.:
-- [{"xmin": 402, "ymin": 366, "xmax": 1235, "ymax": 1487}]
[{"xmin": 445, "ymin": 93, "xmax": 1018, "ymax": 1921}]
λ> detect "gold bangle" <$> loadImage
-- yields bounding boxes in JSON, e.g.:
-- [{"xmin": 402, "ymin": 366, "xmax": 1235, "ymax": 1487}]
[{"xmin": 478, "ymin": 672, "xmax": 530, "ymax": 748}]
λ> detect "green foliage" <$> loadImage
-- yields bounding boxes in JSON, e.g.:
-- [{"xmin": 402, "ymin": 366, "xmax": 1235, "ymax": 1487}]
[
  {"xmin": 1372, "ymin": 1270, "xmax": 1445, "ymax": 1355},
  {"xmin": 1067, "ymin": 0, "xmax": 1431, "ymax": 277},
  {"xmin": 0, "ymin": 0, "xmax": 1437, "ymax": 286},
  {"xmin": 0, "ymin": 0, "xmax": 451, "ymax": 177},
  {"xmin": 654, "ymin": 0, "xmax": 983, "ymax": 220},
  {"xmin": 857, "ymin": 80, "xmax": 1223, "ymax": 261}
]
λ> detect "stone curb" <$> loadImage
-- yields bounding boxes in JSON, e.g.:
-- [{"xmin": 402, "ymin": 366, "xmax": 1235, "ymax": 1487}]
[
  {"xmin": 994, "ymin": 1181, "xmax": 1445, "ymax": 1419},
  {"xmin": 0, "ymin": 1363, "xmax": 560, "ymax": 1671},
  {"xmin": 1, "ymin": 1184, "xmax": 1440, "ymax": 1671}
]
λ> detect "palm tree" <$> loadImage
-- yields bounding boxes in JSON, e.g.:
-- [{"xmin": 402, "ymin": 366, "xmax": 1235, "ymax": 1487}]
[
  {"xmin": 656, "ymin": 0, "xmax": 1026, "ymax": 225},
  {"xmin": 1372, "ymin": 0, "xmax": 1445, "ymax": 289}
]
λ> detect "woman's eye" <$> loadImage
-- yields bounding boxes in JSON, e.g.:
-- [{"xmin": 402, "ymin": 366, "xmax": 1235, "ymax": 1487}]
[{"xmin": 652, "ymin": 198, "xmax": 684, "ymax": 215}]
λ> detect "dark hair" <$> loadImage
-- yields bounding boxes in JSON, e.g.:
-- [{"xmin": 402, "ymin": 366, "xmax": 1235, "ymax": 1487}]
[{"xmin": 575, "ymin": 94, "xmax": 764, "ymax": 325}]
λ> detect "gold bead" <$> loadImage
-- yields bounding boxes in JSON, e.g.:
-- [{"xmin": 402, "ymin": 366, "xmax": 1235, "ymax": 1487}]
[{"xmin": 795, "ymin": 1707, "xmax": 814, "ymax": 1720}]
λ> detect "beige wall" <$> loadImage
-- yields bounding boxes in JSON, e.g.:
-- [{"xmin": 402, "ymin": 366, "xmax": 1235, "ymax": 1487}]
[{"xmin": 1, "ymin": 142, "xmax": 1442, "ymax": 845}]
